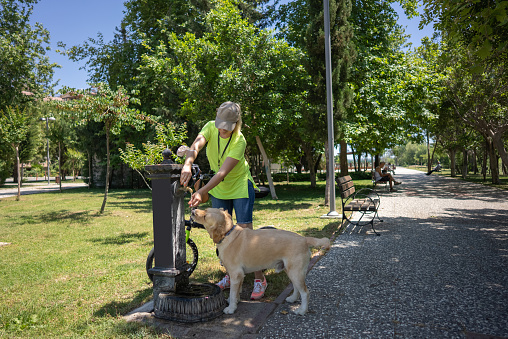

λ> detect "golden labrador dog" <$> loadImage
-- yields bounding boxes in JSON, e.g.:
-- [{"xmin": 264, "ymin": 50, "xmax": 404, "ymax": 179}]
[{"xmin": 192, "ymin": 207, "xmax": 331, "ymax": 315}]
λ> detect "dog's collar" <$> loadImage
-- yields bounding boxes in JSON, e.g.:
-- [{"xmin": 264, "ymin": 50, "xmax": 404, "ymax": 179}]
[{"xmin": 217, "ymin": 224, "xmax": 236, "ymax": 244}]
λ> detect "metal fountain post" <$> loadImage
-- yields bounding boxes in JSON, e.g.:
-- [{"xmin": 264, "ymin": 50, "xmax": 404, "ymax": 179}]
[
  {"xmin": 145, "ymin": 149, "xmax": 188, "ymax": 293},
  {"xmin": 145, "ymin": 149, "xmax": 226, "ymax": 322}
]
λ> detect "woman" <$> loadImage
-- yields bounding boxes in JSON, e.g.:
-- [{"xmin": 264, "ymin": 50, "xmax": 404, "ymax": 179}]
[
  {"xmin": 180, "ymin": 101, "xmax": 267, "ymax": 300},
  {"xmin": 374, "ymin": 161, "xmax": 401, "ymax": 191}
]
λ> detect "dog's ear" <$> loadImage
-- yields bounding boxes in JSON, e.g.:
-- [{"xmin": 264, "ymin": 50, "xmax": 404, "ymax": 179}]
[
  {"xmin": 210, "ymin": 211, "xmax": 227, "ymax": 244},
  {"xmin": 221, "ymin": 209, "xmax": 234, "ymax": 229}
]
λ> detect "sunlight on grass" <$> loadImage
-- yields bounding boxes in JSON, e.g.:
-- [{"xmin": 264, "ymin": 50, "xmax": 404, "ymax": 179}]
[
  {"xmin": 0, "ymin": 181, "xmax": 354, "ymax": 337},
  {"xmin": 408, "ymin": 165, "xmax": 508, "ymax": 190}
]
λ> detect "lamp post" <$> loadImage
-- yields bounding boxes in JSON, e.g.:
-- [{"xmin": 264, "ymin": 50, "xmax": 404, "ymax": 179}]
[
  {"xmin": 320, "ymin": 0, "xmax": 339, "ymax": 219},
  {"xmin": 40, "ymin": 117, "xmax": 56, "ymax": 184}
]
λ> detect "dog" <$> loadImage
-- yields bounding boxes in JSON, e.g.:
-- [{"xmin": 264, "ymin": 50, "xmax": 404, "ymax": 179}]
[{"xmin": 191, "ymin": 207, "xmax": 331, "ymax": 315}]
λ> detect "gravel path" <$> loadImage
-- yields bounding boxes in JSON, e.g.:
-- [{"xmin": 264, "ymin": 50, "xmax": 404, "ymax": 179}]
[{"xmin": 257, "ymin": 167, "xmax": 508, "ymax": 338}]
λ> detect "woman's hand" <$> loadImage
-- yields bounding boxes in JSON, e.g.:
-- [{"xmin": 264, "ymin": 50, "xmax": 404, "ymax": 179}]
[
  {"xmin": 188, "ymin": 189, "xmax": 209, "ymax": 208},
  {"xmin": 180, "ymin": 164, "xmax": 193, "ymax": 187}
]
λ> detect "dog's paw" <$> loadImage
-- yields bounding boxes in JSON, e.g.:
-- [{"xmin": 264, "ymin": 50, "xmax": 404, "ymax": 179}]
[
  {"xmin": 293, "ymin": 307, "xmax": 307, "ymax": 316},
  {"xmin": 223, "ymin": 305, "xmax": 237, "ymax": 314},
  {"xmin": 285, "ymin": 296, "xmax": 298, "ymax": 303}
]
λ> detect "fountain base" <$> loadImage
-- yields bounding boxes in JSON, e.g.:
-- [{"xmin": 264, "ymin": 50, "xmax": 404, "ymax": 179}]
[{"xmin": 154, "ymin": 283, "xmax": 226, "ymax": 323}]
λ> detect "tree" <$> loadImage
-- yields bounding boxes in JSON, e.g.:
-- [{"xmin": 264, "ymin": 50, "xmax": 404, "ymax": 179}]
[
  {"xmin": 422, "ymin": 0, "xmax": 508, "ymax": 65},
  {"xmin": 118, "ymin": 122, "xmax": 188, "ymax": 190},
  {"xmin": 0, "ymin": 0, "xmax": 57, "ymax": 183},
  {"xmin": 47, "ymin": 110, "xmax": 76, "ymax": 191},
  {"xmin": 304, "ymin": 0, "xmax": 355, "ymax": 201},
  {"xmin": 138, "ymin": 0, "xmax": 310, "ymax": 199},
  {"xmin": 421, "ymin": 1, "xmax": 508, "ymax": 182},
  {"xmin": 0, "ymin": 107, "xmax": 30, "ymax": 200},
  {"xmin": 63, "ymin": 148, "xmax": 85, "ymax": 181},
  {"xmin": 0, "ymin": 0, "xmax": 58, "ymax": 110},
  {"xmin": 60, "ymin": 0, "xmax": 273, "ymax": 118},
  {"xmin": 441, "ymin": 42, "xmax": 508, "ymax": 183},
  {"xmin": 54, "ymin": 83, "xmax": 151, "ymax": 213}
]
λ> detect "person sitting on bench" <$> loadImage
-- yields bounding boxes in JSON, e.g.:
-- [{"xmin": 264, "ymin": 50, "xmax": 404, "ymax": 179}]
[
  {"xmin": 426, "ymin": 161, "xmax": 442, "ymax": 175},
  {"xmin": 374, "ymin": 162, "xmax": 401, "ymax": 191}
]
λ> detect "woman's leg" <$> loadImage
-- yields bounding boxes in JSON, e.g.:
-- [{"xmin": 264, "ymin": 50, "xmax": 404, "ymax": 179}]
[{"xmin": 234, "ymin": 181, "xmax": 266, "ymax": 298}]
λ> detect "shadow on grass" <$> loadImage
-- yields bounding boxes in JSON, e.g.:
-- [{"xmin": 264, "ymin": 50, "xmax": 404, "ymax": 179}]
[
  {"xmin": 300, "ymin": 220, "xmax": 342, "ymax": 239},
  {"xmin": 75, "ymin": 287, "xmax": 156, "ymax": 337},
  {"xmin": 90, "ymin": 232, "xmax": 150, "ymax": 245},
  {"xmin": 92, "ymin": 287, "xmax": 153, "ymax": 318},
  {"xmin": 57, "ymin": 187, "xmax": 153, "ymax": 212}
]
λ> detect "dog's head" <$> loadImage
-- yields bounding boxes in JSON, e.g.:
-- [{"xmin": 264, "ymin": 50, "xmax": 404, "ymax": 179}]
[{"xmin": 192, "ymin": 208, "xmax": 234, "ymax": 244}]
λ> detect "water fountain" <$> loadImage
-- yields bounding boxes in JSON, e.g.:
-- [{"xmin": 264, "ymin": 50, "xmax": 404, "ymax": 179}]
[{"xmin": 145, "ymin": 149, "xmax": 226, "ymax": 322}]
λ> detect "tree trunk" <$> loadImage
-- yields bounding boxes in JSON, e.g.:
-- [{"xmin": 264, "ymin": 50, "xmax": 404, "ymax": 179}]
[
  {"xmin": 58, "ymin": 142, "xmax": 62, "ymax": 192},
  {"xmin": 482, "ymin": 142, "xmax": 488, "ymax": 181},
  {"xmin": 87, "ymin": 151, "xmax": 92, "ymax": 189},
  {"xmin": 462, "ymin": 149, "xmax": 468, "ymax": 179},
  {"xmin": 487, "ymin": 139, "xmax": 500, "ymax": 184},
  {"xmin": 450, "ymin": 149, "xmax": 456, "ymax": 177},
  {"xmin": 374, "ymin": 154, "xmax": 380, "ymax": 169},
  {"xmin": 492, "ymin": 131, "xmax": 508, "ymax": 170},
  {"xmin": 100, "ymin": 127, "xmax": 111, "ymax": 213},
  {"xmin": 427, "ymin": 131, "xmax": 432, "ymax": 173},
  {"xmin": 429, "ymin": 137, "xmax": 437, "ymax": 171},
  {"xmin": 15, "ymin": 145, "xmax": 21, "ymax": 201},
  {"xmin": 302, "ymin": 142, "xmax": 317, "ymax": 188},
  {"xmin": 339, "ymin": 140, "xmax": 348, "ymax": 176},
  {"xmin": 472, "ymin": 149, "xmax": 478, "ymax": 174},
  {"xmin": 352, "ymin": 148, "xmax": 357, "ymax": 171},
  {"xmin": 255, "ymin": 136, "xmax": 278, "ymax": 199}
]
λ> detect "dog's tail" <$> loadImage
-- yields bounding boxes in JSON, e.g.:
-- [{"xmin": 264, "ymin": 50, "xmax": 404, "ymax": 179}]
[{"xmin": 306, "ymin": 237, "xmax": 331, "ymax": 250}]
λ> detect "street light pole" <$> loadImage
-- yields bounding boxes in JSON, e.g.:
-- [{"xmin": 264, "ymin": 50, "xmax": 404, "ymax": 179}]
[
  {"xmin": 40, "ymin": 117, "xmax": 56, "ymax": 185},
  {"xmin": 321, "ymin": 0, "xmax": 339, "ymax": 219}
]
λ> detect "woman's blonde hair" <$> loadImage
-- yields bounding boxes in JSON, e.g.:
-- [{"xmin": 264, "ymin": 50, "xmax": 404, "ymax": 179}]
[{"xmin": 233, "ymin": 115, "xmax": 242, "ymax": 134}]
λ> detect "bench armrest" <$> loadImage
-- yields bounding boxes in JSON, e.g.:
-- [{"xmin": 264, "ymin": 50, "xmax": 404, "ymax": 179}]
[{"xmin": 352, "ymin": 188, "xmax": 381, "ymax": 206}]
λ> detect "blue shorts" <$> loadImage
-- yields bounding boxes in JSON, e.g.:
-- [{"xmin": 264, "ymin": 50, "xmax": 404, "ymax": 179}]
[{"xmin": 211, "ymin": 180, "xmax": 255, "ymax": 224}]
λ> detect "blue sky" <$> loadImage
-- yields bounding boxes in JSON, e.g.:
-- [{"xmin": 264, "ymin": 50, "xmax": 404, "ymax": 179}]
[{"xmin": 31, "ymin": 0, "xmax": 434, "ymax": 92}]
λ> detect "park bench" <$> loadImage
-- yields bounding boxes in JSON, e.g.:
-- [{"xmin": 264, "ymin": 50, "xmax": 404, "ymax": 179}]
[
  {"xmin": 371, "ymin": 171, "xmax": 389, "ymax": 191},
  {"xmin": 336, "ymin": 175, "xmax": 383, "ymax": 236}
]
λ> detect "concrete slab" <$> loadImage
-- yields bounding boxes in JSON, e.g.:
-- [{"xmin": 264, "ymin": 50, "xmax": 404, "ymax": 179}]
[{"xmin": 125, "ymin": 299, "xmax": 277, "ymax": 338}]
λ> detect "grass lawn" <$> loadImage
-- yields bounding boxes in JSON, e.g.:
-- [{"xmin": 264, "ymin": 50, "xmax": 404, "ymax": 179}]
[
  {"xmin": 407, "ymin": 165, "xmax": 508, "ymax": 190},
  {"xmin": 0, "ymin": 178, "xmax": 371, "ymax": 338}
]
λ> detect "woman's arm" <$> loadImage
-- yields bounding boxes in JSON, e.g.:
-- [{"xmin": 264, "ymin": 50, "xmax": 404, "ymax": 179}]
[
  {"xmin": 188, "ymin": 156, "xmax": 239, "ymax": 207},
  {"xmin": 180, "ymin": 134, "xmax": 207, "ymax": 187}
]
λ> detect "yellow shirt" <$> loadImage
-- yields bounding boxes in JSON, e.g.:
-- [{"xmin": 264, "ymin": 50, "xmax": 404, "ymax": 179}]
[{"xmin": 199, "ymin": 121, "xmax": 255, "ymax": 199}]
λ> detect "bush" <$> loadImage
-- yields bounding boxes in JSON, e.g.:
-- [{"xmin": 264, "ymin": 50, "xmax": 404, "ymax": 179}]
[{"xmin": 260, "ymin": 170, "xmax": 371, "ymax": 183}]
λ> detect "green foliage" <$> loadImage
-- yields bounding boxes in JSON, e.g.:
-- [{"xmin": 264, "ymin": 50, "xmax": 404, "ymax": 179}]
[
  {"xmin": 52, "ymin": 83, "xmax": 152, "ymax": 212},
  {"xmin": 393, "ymin": 142, "xmax": 430, "ymax": 166},
  {"xmin": 55, "ymin": 83, "xmax": 151, "ymax": 135},
  {"xmin": 266, "ymin": 170, "xmax": 370, "ymax": 182},
  {"xmin": 422, "ymin": 0, "xmax": 508, "ymax": 64},
  {"xmin": 0, "ymin": 0, "xmax": 58, "ymax": 110},
  {"xmin": 138, "ymin": 0, "xmax": 309, "ymax": 160},
  {"xmin": 63, "ymin": 148, "xmax": 85, "ymax": 177},
  {"xmin": 0, "ymin": 106, "xmax": 30, "ymax": 150},
  {"xmin": 118, "ymin": 121, "xmax": 188, "ymax": 189}
]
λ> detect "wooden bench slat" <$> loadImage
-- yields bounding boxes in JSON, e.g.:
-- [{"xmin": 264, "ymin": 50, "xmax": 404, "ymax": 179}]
[
  {"xmin": 336, "ymin": 176, "xmax": 352, "ymax": 184},
  {"xmin": 342, "ymin": 187, "xmax": 355, "ymax": 199},
  {"xmin": 341, "ymin": 181, "xmax": 355, "ymax": 191},
  {"xmin": 336, "ymin": 175, "xmax": 382, "ymax": 235}
]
